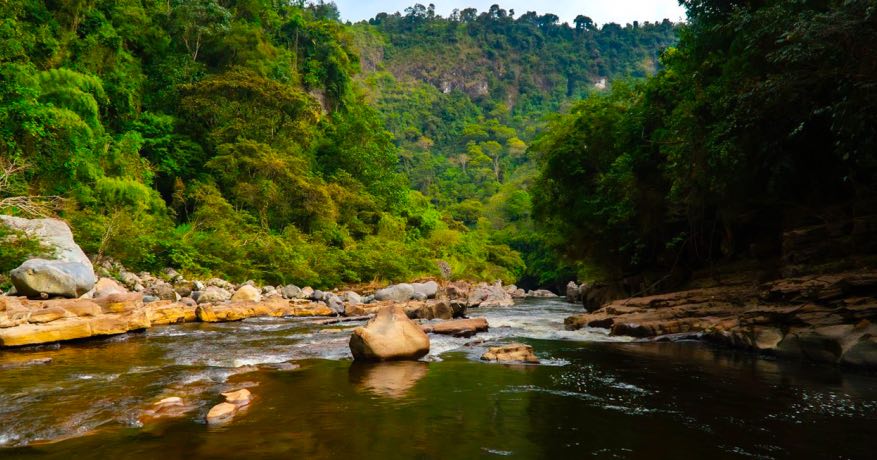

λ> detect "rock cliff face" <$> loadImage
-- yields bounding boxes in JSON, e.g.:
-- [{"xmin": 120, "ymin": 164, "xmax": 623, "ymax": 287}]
[{"xmin": 565, "ymin": 271, "xmax": 877, "ymax": 368}]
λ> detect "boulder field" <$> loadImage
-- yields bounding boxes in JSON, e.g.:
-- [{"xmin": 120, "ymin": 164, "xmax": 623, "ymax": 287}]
[{"xmin": 564, "ymin": 271, "xmax": 877, "ymax": 368}]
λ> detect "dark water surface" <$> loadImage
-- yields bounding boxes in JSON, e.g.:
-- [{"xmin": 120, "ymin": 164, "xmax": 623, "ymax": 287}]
[{"xmin": 1, "ymin": 299, "xmax": 876, "ymax": 459}]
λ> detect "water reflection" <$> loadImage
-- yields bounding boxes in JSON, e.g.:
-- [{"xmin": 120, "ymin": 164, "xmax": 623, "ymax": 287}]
[{"xmin": 348, "ymin": 361, "xmax": 429, "ymax": 399}]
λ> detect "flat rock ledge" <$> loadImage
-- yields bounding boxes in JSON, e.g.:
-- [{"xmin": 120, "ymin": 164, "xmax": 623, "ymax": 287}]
[
  {"xmin": 0, "ymin": 295, "xmax": 334, "ymax": 348},
  {"xmin": 564, "ymin": 271, "xmax": 877, "ymax": 368}
]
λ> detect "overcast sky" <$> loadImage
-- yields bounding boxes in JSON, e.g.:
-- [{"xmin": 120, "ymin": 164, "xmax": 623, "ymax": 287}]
[{"xmin": 333, "ymin": 1, "xmax": 687, "ymax": 26}]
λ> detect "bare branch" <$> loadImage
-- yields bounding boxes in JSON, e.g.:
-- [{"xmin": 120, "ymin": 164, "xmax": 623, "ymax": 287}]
[{"xmin": 0, "ymin": 159, "xmax": 64, "ymax": 218}]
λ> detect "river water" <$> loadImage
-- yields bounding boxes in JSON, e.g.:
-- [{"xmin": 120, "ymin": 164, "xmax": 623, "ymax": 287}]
[{"xmin": 1, "ymin": 299, "xmax": 876, "ymax": 459}]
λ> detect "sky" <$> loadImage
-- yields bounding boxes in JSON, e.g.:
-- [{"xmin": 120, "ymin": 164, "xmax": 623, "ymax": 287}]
[{"xmin": 333, "ymin": 1, "xmax": 687, "ymax": 26}]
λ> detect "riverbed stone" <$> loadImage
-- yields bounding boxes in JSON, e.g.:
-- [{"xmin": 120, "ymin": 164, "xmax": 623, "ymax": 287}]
[
  {"xmin": 467, "ymin": 282, "xmax": 513, "ymax": 308},
  {"xmin": 206, "ymin": 402, "xmax": 238, "ymax": 424},
  {"xmin": 481, "ymin": 343, "xmax": 539, "ymax": 363},
  {"xmin": 411, "ymin": 281, "xmax": 439, "ymax": 299},
  {"xmin": 221, "ymin": 389, "xmax": 252, "ymax": 407},
  {"xmin": 422, "ymin": 317, "xmax": 489, "ymax": 336},
  {"xmin": 281, "ymin": 284, "xmax": 303, "ymax": 299},
  {"xmin": 92, "ymin": 277, "xmax": 127, "ymax": 299},
  {"xmin": 349, "ymin": 305, "xmax": 430, "ymax": 361},
  {"xmin": 231, "ymin": 285, "xmax": 261, "ymax": 303},
  {"xmin": 374, "ymin": 283, "xmax": 416, "ymax": 302},
  {"xmin": 197, "ymin": 286, "xmax": 231, "ymax": 304}
]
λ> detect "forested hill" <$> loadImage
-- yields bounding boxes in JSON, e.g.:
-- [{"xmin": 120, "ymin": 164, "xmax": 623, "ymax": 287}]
[
  {"xmin": 0, "ymin": 1, "xmax": 677, "ymax": 291},
  {"xmin": 348, "ymin": 5, "xmax": 678, "ymax": 287}
]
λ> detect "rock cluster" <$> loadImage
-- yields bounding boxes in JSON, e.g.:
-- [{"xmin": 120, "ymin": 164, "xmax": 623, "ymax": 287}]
[
  {"xmin": 206, "ymin": 388, "xmax": 252, "ymax": 425},
  {"xmin": 565, "ymin": 271, "xmax": 877, "ymax": 368},
  {"xmin": 2, "ymin": 216, "xmax": 523, "ymax": 349}
]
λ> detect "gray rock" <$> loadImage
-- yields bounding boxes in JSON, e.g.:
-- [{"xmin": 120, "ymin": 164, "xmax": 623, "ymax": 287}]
[
  {"xmin": 374, "ymin": 283, "xmax": 415, "ymax": 302},
  {"xmin": 193, "ymin": 280, "xmax": 205, "ymax": 291},
  {"xmin": 148, "ymin": 282, "xmax": 179, "ymax": 301},
  {"xmin": 180, "ymin": 297, "xmax": 197, "ymax": 307},
  {"xmin": 262, "ymin": 285, "xmax": 276, "ymax": 294},
  {"xmin": 411, "ymin": 281, "xmax": 439, "ymax": 299},
  {"xmin": 191, "ymin": 291, "xmax": 202, "ymax": 302},
  {"xmin": 281, "ymin": 284, "xmax": 303, "ymax": 299},
  {"xmin": 412, "ymin": 292, "xmax": 428, "ymax": 301},
  {"xmin": 527, "ymin": 289, "xmax": 557, "ymax": 298},
  {"xmin": 566, "ymin": 281, "xmax": 581, "ymax": 303},
  {"xmin": 467, "ymin": 281, "xmax": 514, "ymax": 308},
  {"xmin": 326, "ymin": 294, "xmax": 345, "ymax": 315},
  {"xmin": 312, "ymin": 290, "xmax": 326, "ymax": 301},
  {"xmin": 363, "ymin": 295, "xmax": 375, "ymax": 304},
  {"xmin": 342, "ymin": 291, "xmax": 362, "ymax": 305},
  {"xmin": 10, "ymin": 259, "xmax": 96, "ymax": 298},
  {"xmin": 197, "ymin": 286, "xmax": 232, "ymax": 304},
  {"xmin": 206, "ymin": 278, "xmax": 234, "ymax": 291},
  {"xmin": 143, "ymin": 295, "xmax": 159, "ymax": 303},
  {"xmin": 173, "ymin": 280, "xmax": 196, "ymax": 297}
]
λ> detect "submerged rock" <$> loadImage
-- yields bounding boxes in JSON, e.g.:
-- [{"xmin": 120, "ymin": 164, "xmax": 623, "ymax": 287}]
[
  {"xmin": 349, "ymin": 305, "xmax": 430, "ymax": 361},
  {"xmin": 221, "ymin": 389, "xmax": 252, "ymax": 407},
  {"xmin": 206, "ymin": 388, "xmax": 253, "ymax": 424},
  {"xmin": 206, "ymin": 402, "xmax": 238, "ymax": 425},
  {"xmin": 481, "ymin": 343, "xmax": 539, "ymax": 363}
]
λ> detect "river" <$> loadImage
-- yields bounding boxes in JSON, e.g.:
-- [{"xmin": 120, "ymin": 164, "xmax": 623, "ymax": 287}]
[{"xmin": 1, "ymin": 299, "xmax": 876, "ymax": 459}]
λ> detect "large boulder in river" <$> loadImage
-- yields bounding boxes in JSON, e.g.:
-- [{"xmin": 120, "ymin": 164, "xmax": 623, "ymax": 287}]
[
  {"xmin": 2, "ymin": 216, "xmax": 96, "ymax": 298},
  {"xmin": 374, "ymin": 283, "xmax": 416, "ymax": 302},
  {"xmin": 467, "ymin": 282, "xmax": 513, "ymax": 308},
  {"xmin": 10, "ymin": 259, "xmax": 96, "ymax": 298},
  {"xmin": 349, "ymin": 305, "xmax": 430, "ymax": 361}
]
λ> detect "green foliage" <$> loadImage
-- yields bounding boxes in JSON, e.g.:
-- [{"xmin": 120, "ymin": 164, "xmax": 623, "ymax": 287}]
[
  {"xmin": 534, "ymin": 0, "xmax": 877, "ymax": 280},
  {"xmin": 0, "ymin": 0, "xmax": 531, "ymax": 286}
]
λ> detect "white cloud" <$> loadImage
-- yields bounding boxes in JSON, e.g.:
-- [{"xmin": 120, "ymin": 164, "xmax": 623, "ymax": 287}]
[{"xmin": 333, "ymin": 1, "xmax": 686, "ymax": 26}]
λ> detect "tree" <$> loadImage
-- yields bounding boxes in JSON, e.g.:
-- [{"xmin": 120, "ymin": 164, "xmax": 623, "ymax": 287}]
[{"xmin": 169, "ymin": 0, "xmax": 231, "ymax": 62}]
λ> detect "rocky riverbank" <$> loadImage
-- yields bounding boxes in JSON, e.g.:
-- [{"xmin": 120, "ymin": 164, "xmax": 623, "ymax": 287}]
[
  {"xmin": 565, "ymin": 271, "xmax": 877, "ymax": 368},
  {"xmin": 1, "ymin": 217, "xmax": 558, "ymax": 349}
]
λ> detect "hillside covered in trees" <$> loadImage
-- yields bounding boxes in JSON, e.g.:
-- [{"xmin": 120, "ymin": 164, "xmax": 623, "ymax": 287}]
[
  {"xmin": 534, "ymin": 0, "xmax": 877, "ymax": 292},
  {"xmin": 0, "ymin": 1, "xmax": 678, "ymax": 289}
]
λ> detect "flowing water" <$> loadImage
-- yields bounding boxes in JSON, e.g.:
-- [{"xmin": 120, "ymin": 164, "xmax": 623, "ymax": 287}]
[{"xmin": 1, "ymin": 299, "xmax": 876, "ymax": 459}]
